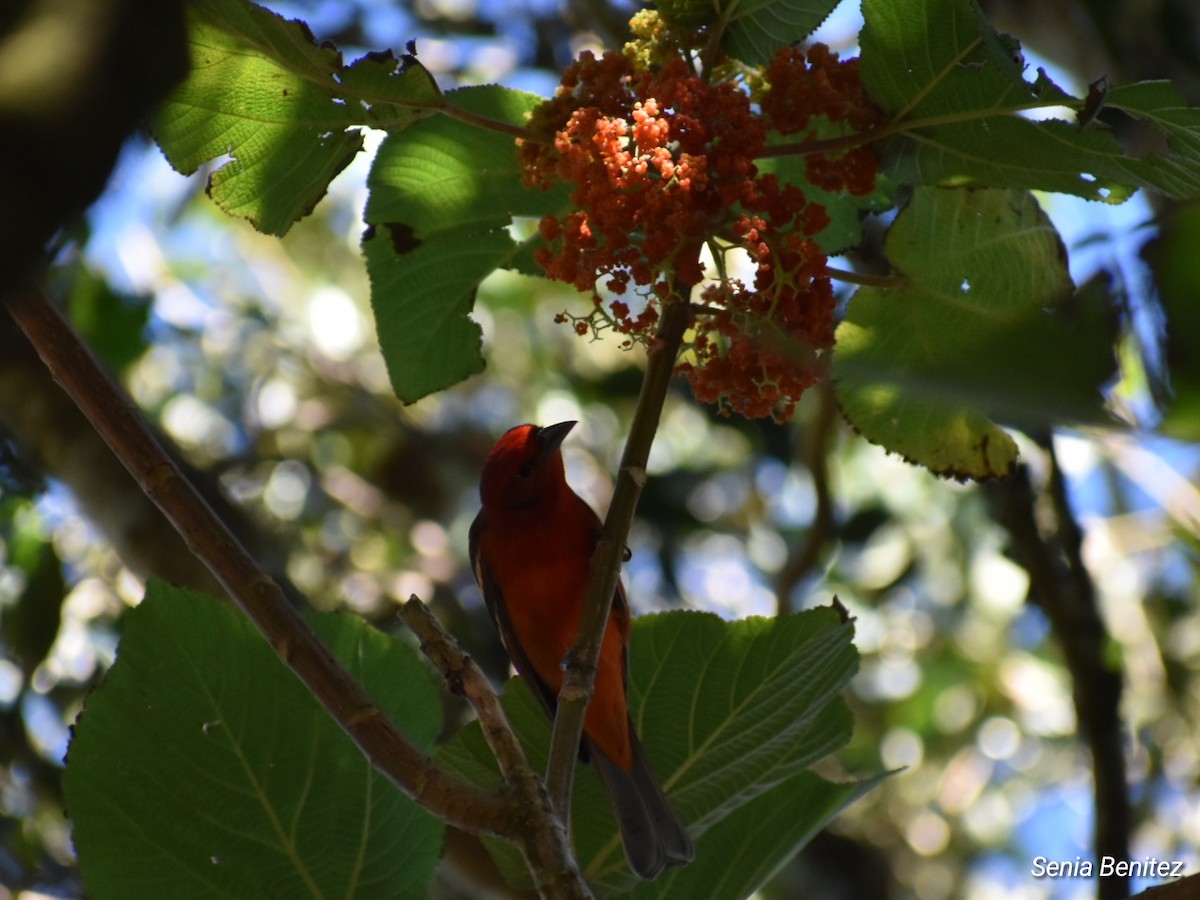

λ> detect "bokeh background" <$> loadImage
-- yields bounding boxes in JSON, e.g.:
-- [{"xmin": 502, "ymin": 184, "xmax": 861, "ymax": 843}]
[{"xmin": 2, "ymin": 1, "xmax": 1200, "ymax": 897}]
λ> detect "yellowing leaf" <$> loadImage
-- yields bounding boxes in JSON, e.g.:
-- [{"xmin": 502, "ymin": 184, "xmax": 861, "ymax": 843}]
[{"xmin": 834, "ymin": 187, "xmax": 1117, "ymax": 479}]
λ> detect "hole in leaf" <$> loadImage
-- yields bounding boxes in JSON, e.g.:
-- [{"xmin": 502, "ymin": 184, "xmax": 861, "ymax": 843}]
[{"xmin": 385, "ymin": 222, "xmax": 422, "ymax": 254}]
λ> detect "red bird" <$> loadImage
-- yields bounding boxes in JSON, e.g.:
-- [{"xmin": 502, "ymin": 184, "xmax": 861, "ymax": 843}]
[{"xmin": 470, "ymin": 421, "xmax": 693, "ymax": 879}]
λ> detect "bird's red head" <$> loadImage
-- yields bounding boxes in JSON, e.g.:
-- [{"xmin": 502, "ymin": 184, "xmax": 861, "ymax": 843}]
[{"xmin": 479, "ymin": 421, "xmax": 577, "ymax": 511}]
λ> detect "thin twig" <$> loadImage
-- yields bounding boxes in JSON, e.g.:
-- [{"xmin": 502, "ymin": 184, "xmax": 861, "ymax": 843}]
[
  {"xmin": 756, "ymin": 131, "xmax": 877, "ymax": 160},
  {"xmin": 399, "ymin": 597, "xmax": 591, "ymax": 899},
  {"xmin": 756, "ymin": 97, "xmax": 1087, "ymax": 163},
  {"xmin": 400, "ymin": 597, "xmax": 534, "ymax": 783},
  {"xmin": 441, "ymin": 100, "xmax": 540, "ymax": 142},
  {"xmin": 544, "ymin": 296, "xmax": 691, "ymax": 818},
  {"xmin": 775, "ymin": 378, "xmax": 838, "ymax": 615},
  {"xmin": 826, "ymin": 266, "xmax": 905, "ymax": 290},
  {"xmin": 3, "ymin": 283, "xmax": 511, "ymax": 839}
]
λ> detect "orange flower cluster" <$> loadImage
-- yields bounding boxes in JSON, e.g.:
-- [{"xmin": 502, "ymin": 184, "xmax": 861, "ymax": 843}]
[
  {"xmin": 762, "ymin": 44, "xmax": 884, "ymax": 196},
  {"xmin": 682, "ymin": 208, "xmax": 835, "ymax": 420},
  {"xmin": 522, "ymin": 52, "xmax": 765, "ymax": 294},
  {"xmin": 520, "ymin": 44, "xmax": 879, "ymax": 420}
]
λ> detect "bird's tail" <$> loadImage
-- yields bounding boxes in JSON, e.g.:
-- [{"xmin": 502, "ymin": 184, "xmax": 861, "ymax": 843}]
[{"xmin": 589, "ymin": 727, "xmax": 694, "ymax": 880}]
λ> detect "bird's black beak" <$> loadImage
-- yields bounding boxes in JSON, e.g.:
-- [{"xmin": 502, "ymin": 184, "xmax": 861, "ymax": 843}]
[{"xmin": 535, "ymin": 420, "xmax": 576, "ymax": 461}]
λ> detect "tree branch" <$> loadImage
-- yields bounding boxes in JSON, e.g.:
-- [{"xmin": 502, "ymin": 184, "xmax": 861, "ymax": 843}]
[
  {"xmin": 399, "ymin": 597, "xmax": 591, "ymax": 899},
  {"xmin": 1044, "ymin": 443, "xmax": 1131, "ymax": 900},
  {"xmin": 754, "ymin": 97, "xmax": 1087, "ymax": 163},
  {"xmin": 984, "ymin": 448, "xmax": 1130, "ymax": 900},
  {"xmin": 0, "ymin": 312, "xmax": 228, "ymax": 598},
  {"xmin": 3, "ymin": 282, "xmax": 512, "ymax": 839},
  {"xmin": 825, "ymin": 265, "xmax": 905, "ymax": 290},
  {"xmin": 441, "ymin": 99, "xmax": 539, "ymax": 142},
  {"xmin": 775, "ymin": 378, "xmax": 838, "ymax": 615},
  {"xmin": 544, "ymin": 296, "xmax": 691, "ymax": 818}
]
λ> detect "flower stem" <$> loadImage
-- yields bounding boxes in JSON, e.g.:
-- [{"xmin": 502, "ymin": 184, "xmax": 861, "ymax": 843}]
[
  {"xmin": 544, "ymin": 295, "xmax": 691, "ymax": 820},
  {"xmin": 442, "ymin": 100, "xmax": 541, "ymax": 142},
  {"xmin": 826, "ymin": 265, "xmax": 905, "ymax": 289}
]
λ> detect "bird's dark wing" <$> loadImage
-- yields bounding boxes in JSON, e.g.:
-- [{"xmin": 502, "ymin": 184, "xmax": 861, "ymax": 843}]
[{"xmin": 469, "ymin": 511, "xmax": 563, "ymax": 724}]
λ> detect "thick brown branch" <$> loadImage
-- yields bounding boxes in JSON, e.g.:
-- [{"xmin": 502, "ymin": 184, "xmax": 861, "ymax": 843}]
[{"xmin": 4, "ymin": 282, "xmax": 509, "ymax": 838}]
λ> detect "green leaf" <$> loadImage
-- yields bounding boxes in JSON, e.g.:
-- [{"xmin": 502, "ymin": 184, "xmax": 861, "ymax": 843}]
[
  {"xmin": 878, "ymin": 116, "xmax": 1142, "ymax": 203},
  {"xmin": 439, "ymin": 606, "xmax": 861, "ymax": 895},
  {"xmin": 68, "ymin": 270, "xmax": 151, "ymax": 374},
  {"xmin": 366, "ymin": 86, "xmax": 553, "ymax": 234},
  {"xmin": 860, "ymin": 0, "xmax": 1036, "ymax": 120},
  {"xmin": 656, "ymin": 0, "xmax": 720, "ymax": 29},
  {"xmin": 0, "ymin": 506, "xmax": 63, "ymax": 669},
  {"xmin": 364, "ymin": 85, "xmax": 570, "ymax": 403},
  {"xmin": 833, "ymin": 187, "xmax": 1117, "ymax": 479},
  {"xmin": 339, "ymin": 48, "xmax": 444, "ymax": 128},
  {"xmin": 628, "ymin": 771, "xmax": 884, "ymax": 900},
  {"xmin": 859, "ymin": 0, "xmax": 1200, "ymax": 202},
  {"xmin": 154, "ymin": 0, "xmax": 440, "ymax": 235},
  {"xmin": 1143, "ymin": 200, "xmax": 1200, "ymax": 439},
  {"xmin": 362, "ymin": 226, "xmax": 502, "ymax": 403},
  {"xmin": 64, "ymin": 582, "xmax": 444, "ymax": 899},
  {"xmin": 1106, "ymin": 81, "xmax": 1200, "ymax": 197},
  {"xmin": 718, "ymin": 0, "xmax": 844, "ymax": 67}
]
